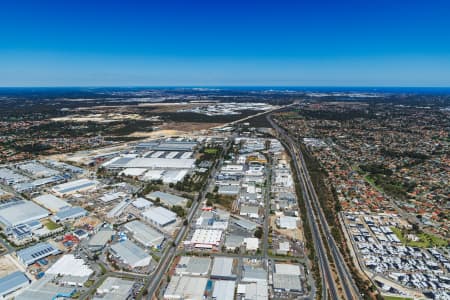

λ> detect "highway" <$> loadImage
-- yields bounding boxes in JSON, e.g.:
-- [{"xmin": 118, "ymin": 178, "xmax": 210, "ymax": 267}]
[{"xmin": 268, "ymin": 114, "xmax": 361, "ymax": 300}]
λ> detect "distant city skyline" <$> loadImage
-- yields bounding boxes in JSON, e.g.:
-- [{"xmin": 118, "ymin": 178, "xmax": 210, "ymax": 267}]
[{"xmin": 1, "ymin": 0, "xmax": 450, "ymax": 87}]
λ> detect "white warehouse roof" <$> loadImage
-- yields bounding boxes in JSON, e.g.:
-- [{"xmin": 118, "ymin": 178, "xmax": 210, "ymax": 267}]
[
  {"xmin": 123, "ymin": 220, "xmax": 164, "ymax": 248},
  {"xmin": 46, "ymin": 254, "xmax": 93, "ymax": 278},
  {"xmin": 142, "ymin": 206, "xmax": 176, "ymax": 227},
  {"xmin": 164, "ymin": 276, "xmax": 207, "ymax": 300},
  {"xmin": 124, "ymin": 158, "xmax": 195, "ymax": 169},
  {"xmin": 213, "ymin": 280, "xmax": 236, "ymax": 300},
  {"xmin": 33, "ymin": 194, "xmax": 70, "ymax": 212},
  {"xmin": 0, "ymin": 199, "xmax": 49, "ymax": 228},
  {"xmin": 110, "ymin": 240, "xmax": 151, "ymax": 268},
  {"xmin": 52, "ymin": 178, "xmax": 98, "ymax": 195}
]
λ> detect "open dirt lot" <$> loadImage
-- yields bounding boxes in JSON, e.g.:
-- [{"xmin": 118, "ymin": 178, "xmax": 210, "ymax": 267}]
[
  {"xmin": 270, "ymin": 215, "xmax": 304, "ymax": 242},
  {"xmin": 0, "ymin": 254, "xmax": 23, "ymax": 277}
]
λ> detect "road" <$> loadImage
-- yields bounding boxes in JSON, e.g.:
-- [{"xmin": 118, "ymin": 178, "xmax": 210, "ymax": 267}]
[
  {"xmin": 144, "ymin": 139, "xmax": 232, "ymax": 299},
  {"xmin": 268, "ymin": 114, "xmax": 361, "ymax": 300},
  {"xmin": 262, "ymin": 154, "xmax": 272, "ymax": 259}
]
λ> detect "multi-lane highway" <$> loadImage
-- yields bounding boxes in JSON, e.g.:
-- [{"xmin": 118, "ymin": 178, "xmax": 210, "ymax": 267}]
[{"xmin": 268, "ymin": 113, "xmax": 361, "ymax": 300}]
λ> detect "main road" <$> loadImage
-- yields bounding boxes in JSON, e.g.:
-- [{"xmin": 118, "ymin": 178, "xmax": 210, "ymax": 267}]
[
  {"xmin": 144, "ymin": 138, "xmax": 232, "ymax": 299},
  {"xmin": 268, "ymin": 113, "xmax": 361, "ymax": 300}
]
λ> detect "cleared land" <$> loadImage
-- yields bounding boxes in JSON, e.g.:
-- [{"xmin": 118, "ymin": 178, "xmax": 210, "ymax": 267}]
[{"xmin": 391, "ymin": 227, "xmax": 448, "ymax": 248}]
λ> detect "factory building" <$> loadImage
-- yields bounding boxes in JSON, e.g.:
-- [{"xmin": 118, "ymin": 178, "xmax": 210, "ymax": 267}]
[
  {"xmin": 0, "ymin": 272, "xmax": 30, "ymax": 299},
  {"xmin": 33, "ymin": 194, "xmax": 70, "ymax": 212},
  {"xmin": 16, "ymin": 242, "xmax": 61, "ymax": 266},
  {"xmin": 142, "ymin": 206, "xmax": 177, "ymax": 228},
  {"xmin": 163, "ymin": 276, "xmax": 207, "ymax": 300},
  {"xmin": 123, "ymin": 220, "xmax": 164, "ymax": 248},
  {"xmin": 146, "ymin": 191, "xmax": 188, "ymax": 208},
  {"xmin": 109, "ymin": 240, "xmax": 152, "ymax": 268},
  {"xmin": 51, "ymin": 206, "xmax": 87, "ymax": 223},
  {"xmin": 52, "ymin": 178, "xmax": 98, "ymax": 196},
  {"xmin": 211, "ymin": 257, "xmax": 236, "ymax": 280},
  {"xmin": 0, "ymin": 199, "xmax": 49, "ymax": 229}
]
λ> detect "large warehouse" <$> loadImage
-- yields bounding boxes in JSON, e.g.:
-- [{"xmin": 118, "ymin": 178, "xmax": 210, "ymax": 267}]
[
  {"xmin": 0, "ymin": 199, "xmax": 49, "ymax": 229},
  {"xmin": 211, "ymin": 257, "xmax": 236, "ymax": 280},
  {"xmin": 0, "ymin": 271, "xmax": 30, "ymax": 299},
  {"xmin": 52, "ymin": 178, "xmax": 98, "ymax": 196},
  {"xmin": 188, "ymin": 229, "xmax": 223, "ymax": 249},
  {"xmin": 109, "ymin": 240, "xmax": 151, "ymax": 268},
  {"xmin": 146, "ymin": 191, "xmax": 188, "ymax": 208},
  {"xmin": 103, "ymin": 156, "xmax": 195, "ymax": 170},
  {"xmin": 33, "ymin": 194, "xmax": 70, "ymax": 212},
  {"xmin": 46, "ymin": 255, "xmax": 93, "ymax": 285},
  {"xmin": 123, "ymin": 220, "xmax": 164, "ymax": 248},
  {"xmin": 142, "ymin": 206, "xmax": 177, "ymax": 227},
  {"xmin": 16, "ymin": 242, "xmax": 61, "ymax": 266},
  {"xmin": 163, "ymin": 275, "xmax": 207, "ymax": 300}
]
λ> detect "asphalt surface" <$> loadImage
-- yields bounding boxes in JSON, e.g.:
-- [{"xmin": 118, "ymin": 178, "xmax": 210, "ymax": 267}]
[
  {"xmin": 268, "ymin": 114, "xmax": 361, "ymax": 300},
  {"xmin": 144, "ymin": 140, "xmax": 232, "ymax": 299}
]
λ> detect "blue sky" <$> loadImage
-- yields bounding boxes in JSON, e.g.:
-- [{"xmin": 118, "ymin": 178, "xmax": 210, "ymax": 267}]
[{"xmin": 0, "ymin": 0, "xmax": 449, "ymax": 87}]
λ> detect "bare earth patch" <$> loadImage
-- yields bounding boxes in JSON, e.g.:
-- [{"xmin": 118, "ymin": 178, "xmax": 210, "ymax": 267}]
[{"xmin": 160, "ymin": 122, "xmax": 224, "ymax": 131}]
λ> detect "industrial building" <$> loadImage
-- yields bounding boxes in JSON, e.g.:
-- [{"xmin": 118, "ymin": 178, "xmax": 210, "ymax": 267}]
[
  {"xmin": 94, "ymin": 277, "xmax": 135, "ymax": 300},
  {"xmin": 51, "ymin": 206, "xmax": 87, "ymax": 223},
  {"xmin": 237, "ymin": 281, "xmax": 268, "ymax": 300},
  {"xmin": 142, "ymin": 206, "xmax": 177, "ymax": 227},
  {"xmin": 33, "ymin": 194, "xmax": 70, "ymax": 212},
  {"xmin": 273, "ymin": 263, "xmax": 303, "ymax": 292},
  {"xmin": 99, "ymin": 192, "xmax": 126, "ymax": 203},
  {"xmin": 175, "ymin": 256, "xmax": 211, "ymax": 276},
  {"xmin": 132, "ymin": 197, "xmax": 153, "ymax": 210},
  {"xmin": 52, "ymin": 178, "xmax": 99, "ymax": 196},
  {"xmin": 16, "ymin": 161, "xmax": 59, "ymax": 178},
  {"xmin": 0, "ymin": 272, "xmax": 30, "ymax": 299},
  {"xmin": 212, "ymin": 280, "xmax": 236, "ymax": 300},
  {"xmin": 16, "ymin": 242, "xmax": 61, "ymax": 266},
  {"xmin": 243, "ymin": 237, "xmax": 259, "ymax": 251},
  {"xmin": 239, "ymin": 205, "xmax": 259, "ymax": 219},
  {"xmin": 211, "ymin": 257, "xmax": 236, "ymax": 280},
  {"xmin": 109, "ymin": 240, "xmax": 152, "ymax": 268},
  {"xmin": 146, "ymin": 191, "xmax": 188, "ymax": 208},
  {"xmin": 123, "ymin": 220, "xmax": 164, "ymax": 248},
  {"xmin": 0, "ymin": 199, "xmax": 49, "ymax": 229},
  {"xmin": 104, "ymin": 157, "xmax": 195, "ymax": 170},
  {"xmin": 188, "ymin": 229, "xmax": 223, "ymax": 249},
  {"xmin": 46, "ymin": 254, "xmax": 93, "ymax": 285},
  {"xmin": 88, "ymin": 229, "xmax": 115, "ymax": 251},
  {"xmin": 277, "ymin": 215, "xmax": 299, "ymax": 230},
  {"xmin": 0, "ymin": 168, "xmax": 29, "ymax": 185},
  {"xmin": 136, "ymin": 140, "xmax": 197, "ymax": 152},
  {"xmin": 163, "ymin": 275, "xmax": 207, "ymax": 300},
  {"xmin": 15, "ymin": 275, "xmax": 76, "ymax": 300},
  {"xmin": 143, "ymin": 169, "xmax": 189, "ymax": 184},
  {"xmin": 217, "ymin": 185, "xmax": 240, "ymax": 196}
]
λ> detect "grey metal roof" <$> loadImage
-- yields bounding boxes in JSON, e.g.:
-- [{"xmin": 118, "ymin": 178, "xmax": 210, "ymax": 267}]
[
  {"xmin": 211, "ymin": 257, "xmax": 235, "ymax": 279},
  {"xmin": 146, "ymin": 191, "xmax": 187, "ymax": 207},
  {"xmin": 212, "ymin": 280, "xmax": 235, "ymax": 300},
  {"xmin": 53, "ymin": 206, "xmax": 87, "ymax": 221},
  {"xmin": 273, "ymin": 274, "xmax": 302, "ymax": 291},
  {"xmin": 123, "ymin": 220, "xmax": 164, "ymax": 247},
  {"xmin": 16, "ymin": 242, "xmax": 60, "ymax": 265},
  {"xmin": 0, "ymin": 271, "xmax": 29, "ymax": 296},
  {"xmin": 0, "ymin": 199, "xmax": 49, "ymax": 228},
  {"xmin": 88, "ymin": 229, "xmax": 115, "ymax": 248},
  {"xmin": 242, "ymin": 266, "xmax": 267, "ymax": 282},
  {"xmin": 185, "ymin": 257, "xmax": 211, "ymax": 275},
  {"xmin": 110, "ymin": 240, "xmax": 150, "ymax": 267}
]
